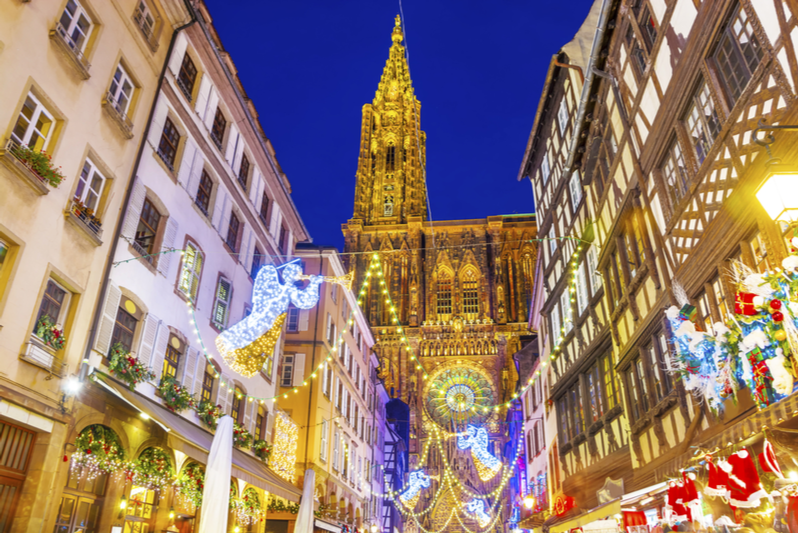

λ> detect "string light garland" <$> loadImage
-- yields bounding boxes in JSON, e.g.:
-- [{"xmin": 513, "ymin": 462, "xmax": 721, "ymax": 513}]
[{"xmin": 549, "ymin": 242, "xmax": 584, "ymax": 362}]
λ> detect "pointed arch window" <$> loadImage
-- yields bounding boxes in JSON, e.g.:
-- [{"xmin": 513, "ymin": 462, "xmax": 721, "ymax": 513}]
[
  {"xmin": 436, "ymin": 271, "xmax": 453, "ymax": 319},
  {"xmin": 462, "ymin": 269, "xmax": 479, "ymax": 318},
  {"xmin": 386, "ymin": 143, "xmax": 396, "ymax": 171}
]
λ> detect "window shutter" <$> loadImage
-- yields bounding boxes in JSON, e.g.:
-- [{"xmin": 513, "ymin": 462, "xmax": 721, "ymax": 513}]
[
  {"xmin": 225, "ymin": 125, "xmax": 239, "ymax": 164},
  {"xmin": 147, "ymin": 96, "xmax": 169, "ymax": 150},
  {"xmin": 176, "ymin": 137, "xmax": 197, "ymax": 187},
  {"xmin": 94, "ymin": 282, "xmax": 121, "ymax": 356},
  {"xmin": 157, "ymin": 217, "xmax": 180, "ymax": 277},
  {"xmin": 218, "ymin": 374, "xmax": 233, "ymax": 413},
  {"xmin": 241, "ymin": 227, "xmax": 254, "ymax": 269},
  {"xmin": 249, "ymin": 170, "xmax": 262, "ymax": 204},
  {"xmin": 210, "ymin": 190, "xmax": 227, "ymax": 231},
  {"xmin": 325, "ymin": 314, "xmax": 332, "ymax": 344},
  {"xmin": 167, "ymin": 32, "xmax": 188, "ymax": 77},
  {"xmin": 320, "ymin": 420, "xmax": 328, "ymax": 460},
  {"xmin": 334, "ymin": 376, "xmax": 340, "ymax": 409},
  {"xmin": 122, "ymin": 178, "xmax": 146, "ymax": 240},
  {"xmin": 233, "ymin": 137, "xmax": 244, "ymax": 173},
  {"xmin": 194, "ymin": 75, "xmax": 212, "ymax": 118},
  {"xmin": 150, "ymin": 324, "xmax": 169, "ymax": 381},
  {"xmin": 203, "ymin": 90, "xmax": 220, "ymax": 131},
  {"xmin": 182, "ymin": 347, "xmax": 198, "ymax": 389},
  {"xmin": 192, "ymin": 354, "xmax": 207, "ymax": 396},
  {"xmin": 243, "ymin": 398, "xmax": 254, "ymax": 433},
  {"xmin": 299, "ymin": 310, "xmax": 310, "ymax": 331},
  {"xmin": 218, "ymin": 196, "xmax": 232, "ymax": 238},
  {"xmin": 321, "ymin": 363, "xmax": 329, "ymax": 395},
  {"xmin": 137, "ymin": 312, "xmax": 160, "ymax": 367},
  {"xmin": 269, "ymin": 203, "xmax": 281, "ymax": 237},
  {"xmin": 186, "ymin": 152, "xmax": 205, "ymax": 199},
  {"xmin": 292, "ymin": 353, "xmax": 305, "ymax": 387}
]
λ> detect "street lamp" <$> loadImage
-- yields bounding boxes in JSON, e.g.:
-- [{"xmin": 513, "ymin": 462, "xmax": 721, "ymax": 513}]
[
  {"xmin": 523, "ymin": 496, "xmax": 534, "ymax": 509},
  {"xmin": 370, "ymin": 524, "xmax": 379, "ymax": 533},
  {"xmin": 756, "ymin": 168, "xmax": 799, "ymax": 222}
]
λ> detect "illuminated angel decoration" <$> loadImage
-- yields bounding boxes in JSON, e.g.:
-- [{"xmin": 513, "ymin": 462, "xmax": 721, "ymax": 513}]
[
  {"xmin": 457, "ymin": 425, "xmax": 502, "ymax": 481},
  {"xmin": 216, "ymin": 262, "xmax": 323, "ymax": 377},
  {"xmin": 464, "ymin": 498, "xmax": 491, "ymax": 527},
  {"xmin": 398, "ymin": 470, "xmax": 431, "ymax": 509}
]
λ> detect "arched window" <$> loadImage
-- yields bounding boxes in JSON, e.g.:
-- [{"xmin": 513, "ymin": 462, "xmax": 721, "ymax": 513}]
[
  {"xmin": 232, "ymin": 386, "xmax": 245, "ymax": 423},
  {"xmin": 178, "ymin": 240, "xmax": 204, "ymax": 302},
  {"xmin": 462, "ymin": 269, "xmax": 480, "ymax": 318},
  {"xmin": 436, "ymin": 271, "xmax": 452, "ymax": 319}
]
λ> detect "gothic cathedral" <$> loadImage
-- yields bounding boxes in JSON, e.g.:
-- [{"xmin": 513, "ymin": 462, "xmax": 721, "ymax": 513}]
[{"xmin": 342, "ymin": 17, "xmax": 538, "ymax": 525}]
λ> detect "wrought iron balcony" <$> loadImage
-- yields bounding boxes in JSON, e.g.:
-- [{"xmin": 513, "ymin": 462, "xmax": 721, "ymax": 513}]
[
  {"xmin": 0, "ymin": 138, "xmax": 50, "ymax": 195},
  {"xmin": 102, "ymin": 92, "xmax": 134, "ymax": 139},
  {"xmin": 65, "ymin": 199, "xmax": 103, "ymax": 246},
  {"xmin": 49, "ymin": 22, "xmax": 91, "ymax": 79}
]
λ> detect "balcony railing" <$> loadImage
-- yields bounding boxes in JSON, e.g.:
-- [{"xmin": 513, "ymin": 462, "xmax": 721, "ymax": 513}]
[
  {"xmin": 102, "ymin": 92, "xmax": 134, "ymax": 139},
  {"xmin": 66, "ymin": 199, "xmax": 103, "ymax": 245},
  {"xmin": 133, "ymin": 11, "xmax": 158, "ymax": 50},
  {"xmin": 176, "ymin": 77, "xmax": 193, "ymax": 102},
  {"xmin": 131, "ymin": 240, "xmax": 154, "ymax": 264},
  {"xmin": 210, "ymin": 131, "xmax": 223, "ymax": 151},
  {"xmin": 49, "ymin": 22, "xmax": 91, "ymax": 79},
  {"xmin": 156, "ymin": 147, "xmax": 175, "ymax": 172},
  {"xmin": 1, "ymin": 138, "xmax": 50, "ymax": 195},
  {"xmin": 21, "ymin": 337, "xmax": 67, "ymax": 378}
]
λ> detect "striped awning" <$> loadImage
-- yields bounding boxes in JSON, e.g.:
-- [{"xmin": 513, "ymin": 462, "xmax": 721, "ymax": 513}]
[{"xmin": 547, "ymin": 499, "xmax": 621, "ymax": 533}]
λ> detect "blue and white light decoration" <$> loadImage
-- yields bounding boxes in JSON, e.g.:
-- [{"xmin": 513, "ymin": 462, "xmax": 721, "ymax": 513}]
[
  {"xmin": 457, "ymin": 425, "xmax": 502, "ymax": 481},
  {"xmin": 398, "ymin": 470, "xmax": 431, "ymax": 509},
  {"xmin": 464, "ymin": 498, "xmax": 491, "ymax": 528},
  {"xmin": 216, "ymin": 261, "xmax": 323, "ymax": 377}
]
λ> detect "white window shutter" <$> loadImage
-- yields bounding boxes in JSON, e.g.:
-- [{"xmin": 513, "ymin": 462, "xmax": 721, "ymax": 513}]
[
  {"xmin": 299, "ymin": 310, "xmax": 309, "ymax": 332},
  {"xmin": 94, "ymin": 282, "xmax": 121, "ymax": 356},
  {"xmin": 186, "ymin": 151, "xmax": 205, "ymax": 198},
  {"xmin": 194, "ymin": 75, "xmax": 212, "ymax": 117},
  {"xmin": 240, "ymin": 226, "xmax": 253, "ymax": 268},
  {"xmin": 225, "ymin": 125, "xmax": 240, "ymax": 164},
  {"xmin": 219, "ymin": 199, "xmax": 232, "ymax": 238},
  {"xmin": 147, "ymin": 96, "xmax": 169, "ymax": 149},
  {"xmin": 203, "ymin": 89, "xmax": 220, "ymax": 130},
  {"xmin": 157, "ymin": 217, "xmax": 180, "ymax": 277},
  {"xmin": 176, "ymin": 138, "xmax": 197, "ymax": 187},
  {"xmin": 249, "ymin": 170, "xmax": 261, "ymax": 204},
  {"xmin": 182, "ymin": 347, "xmax": 198, "ymax": 389},
  {"xmin": 233, "ymin": 140, "xmax": 244, "ymax": 174},
  {"xmin": 292, "ymin": 353, "xmax": 305, "ymax": 387},
  {"xmin": 137, "ymin": 312, "xmax": 160, "ymax": 367},
  {"xmin": 243, "ymin": 398, "xmax": 254, "ymax": 432},
  {"xmin": 192, "ymin": 354, "xmax": 207, "ymax": 396},
  {"xmin": 269, "ymin": 203, "xmax": 281, "ymax": 237},
  {"xmin": 150, "ymin": 324, "xmax": 169, "ymax": 381},
  {"xmin": 210, "ymin": 190, "xmax": 227, "ymax": 230},
  {"xmin": 220, "ymin": 374, "xmax": 233, "ymax": 413},
  {"xmin": 168, "ymin": 32, "xmax": 188, "ymax": 77},
  {"xmin": 122, "ymin": 178, "xmax": 146, "ymax": 240}
]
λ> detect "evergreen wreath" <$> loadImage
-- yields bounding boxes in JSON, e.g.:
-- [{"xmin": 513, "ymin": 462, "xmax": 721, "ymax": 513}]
[
  {"xmin": 72, "ymin": 424, "xmax": 127, "ymax": 474},
  {"xmin": 175, "ymin": 462, "xmax": 205, "ymax": 509},
  {"xmin": 197, "ymin": 401, "xmax": 222, "ymax": 430},
  {"xmin": 233, "ymin": 422, "xmax": 253, "ymax": 448},
  {"xmin": 108, "ymin": 343, "xmax": 155, "ymax": 391},
  {"xmin": 157, "ymin": 374, "xmax": 196, "ymax": 413},
  {"xmin": 252, "ymin": 439, "xmax": 272, "ymax": 462},
  {"xmin": 35, "ymin": 314, "xmax": 65, "ymax": 350}
]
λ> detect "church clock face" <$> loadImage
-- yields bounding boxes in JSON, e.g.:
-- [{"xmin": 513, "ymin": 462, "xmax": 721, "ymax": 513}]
[{"xmin": 425, "ymin": 366, "xmax": 495, "ymax": 428}]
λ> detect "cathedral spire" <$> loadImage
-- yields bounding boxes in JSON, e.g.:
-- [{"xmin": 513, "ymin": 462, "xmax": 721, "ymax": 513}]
[{"xmin": 351, "ymin": 16, "xmax": 427, "ymax": 225}]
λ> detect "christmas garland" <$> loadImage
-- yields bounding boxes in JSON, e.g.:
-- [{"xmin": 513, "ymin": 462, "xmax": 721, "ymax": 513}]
[
  {"xmin": 233, "ymin": 422, "xmax": 253, "ymax": 448},
  {"xmin": 197, "ymin": 401, "xmax": 223, "ymax": 430},
  {"xmin": 666, "ymin": 256, "xmax": 798, "ymax": 412},
  {"xmin": 266, "ymin": 496, "xmax": 299, "ymax": 514},
  {"xmin": 175, "ymin": 462, "xmax": 205, "ymax": 509},
  {"xmin": 71, "ymin": 425, "xmax": 128, "ymax": 476},
  {"xmin": 157, "ymin": 374, "xmax": 196, "ymax": 413},
  {"xmin": 252, "ymin": 439, "xmax": 272, "ymax": 462},
  {"xmin": 108, "ymin": 343, "xmax": 156, "ymax": 391},
  {"xmin": 235, "ymin": 487, "xmax": 263, "ymax": 524},
  {"xmin": 132, "ymin": 447, "xmax": 174, "ymax": 491},
  {"xmin": 35, "ymin": 314, "xmax": 65, "ymax": 350}
]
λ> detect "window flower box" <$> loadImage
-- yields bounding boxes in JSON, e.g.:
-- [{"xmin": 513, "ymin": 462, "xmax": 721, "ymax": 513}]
[
  {"xmin": 21, "ymin": 336, "xmax": 67, "ymax": 377},
  {"xmin": 108, "ymin": 343, "xmax": 155, "ymax": 391},
  {"xmin": 49, "ymin": 22, "xmax": 91, "ymax": 79},
  {"xmin": 101, "ymin": 92, "xmax": 134, "ymax": 139},
  {"xmin": 0, "ymin": 138, "xmax": 62, "ymax": 195},
  {"xmin": 66, "ymin": 199, "xmax": 103, "ymax": 246}
]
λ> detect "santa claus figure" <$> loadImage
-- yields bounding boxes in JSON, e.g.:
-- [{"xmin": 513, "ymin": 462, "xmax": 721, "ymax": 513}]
[
  {"xmin": 719, "ymin": 450, "xmax": 768, "ymax": 508},
  {"xmin": 704, "ymin": 456, "xmax": 729, "ymax": 497}
]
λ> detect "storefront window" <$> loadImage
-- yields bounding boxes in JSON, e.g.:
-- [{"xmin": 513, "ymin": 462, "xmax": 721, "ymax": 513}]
[{"xmin": 123, "ymin": 485, "xmax": 156, "ymax": 533}]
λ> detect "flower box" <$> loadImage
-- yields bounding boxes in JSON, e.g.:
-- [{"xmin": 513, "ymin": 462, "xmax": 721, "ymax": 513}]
[
  {"xmin": 156, "ymin": 375, "xmax": 196, "ymax": 413},
  {"xmin": 0, "ymin": 139, "xmax": 53, "ymax": 195},
  {"xmin": 66, "ymin": 199, "xmax": 103, "ymax": 246},
  {"xmin": 108, "ymin": 343, "xmax": 155, "ymax": 390}
]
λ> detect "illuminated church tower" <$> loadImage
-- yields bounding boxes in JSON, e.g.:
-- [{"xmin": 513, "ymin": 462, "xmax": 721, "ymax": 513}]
[{"xmin": 343, "ymin": 21, "xmax": 538, "ymax": 528}]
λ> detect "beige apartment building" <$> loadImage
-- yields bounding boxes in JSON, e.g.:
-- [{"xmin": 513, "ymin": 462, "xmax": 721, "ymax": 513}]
[
  {"xmin": 0, "ymin": 0, "xmax": 191, "ymax": 530},
  {"xmin": 280, "ymin": 244, "xmax": 381, "ymax": 533}
]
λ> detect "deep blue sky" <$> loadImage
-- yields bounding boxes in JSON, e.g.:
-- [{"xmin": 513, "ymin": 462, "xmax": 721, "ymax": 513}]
[{"xmin": 206, "ymin": 0, "xmax": 595, "ymax": 248}]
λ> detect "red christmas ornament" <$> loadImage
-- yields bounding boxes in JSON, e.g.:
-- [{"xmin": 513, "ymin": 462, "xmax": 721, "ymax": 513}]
[
  {"xmin": 770, "ymin": 299, "xmax": 782, "ymax": 311},
  {"xmin": 63, "ymin": 454, "xmax": 69, "ymax": 462},
  {"xmin": 772, "ymin": 311, "xmax": 784, "ymax": 323}
]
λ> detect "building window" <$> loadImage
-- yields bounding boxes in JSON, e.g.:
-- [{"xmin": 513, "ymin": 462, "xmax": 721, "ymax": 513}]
[
  {"xmin": 110, "ymin": 306, "xmax": 137, "ymax": 355},
  {"xmin": 560, "ymin": 291, "xmax": 572, "ymax": 333},
  {"xmin": 133, "ymin": 0, "xmax": 155, "ymax": 40},
  {"xmin": 569, "ymin": 171, "xmax": 582, "ymax": 212},
  {"xmin": 586, "ymin": 246, "xmax": 600, "ymax": 294},
  {"xmin": 286, "ymin": 307, "xmax": 300, "ymax": 333},
  {"xmin": 586, "ymin": 363, "xmax": 604, "ymax": 422},
  {"xmin": 550, "ymin": 303, "xmax": 561, "ymax": 342},
  {"xmin": 549, "ymin": 226, "xmax": 557, "ymax": 254},
  {"xmin": 711, "ymin": 275, "xmax": 730, "ymax": 320},
  {"xmin": 607, "ymin": 249, "xmax": 627, "ymax": 306},
  {"xmin": 637, "ymin": 4, "xmax": 657, "ymax": 50},
  {"xmin": 226, "ymin": 212, "xmax": 240, "ymax": 252},
  {"xmin": 251, "ymin": 247, "xmax": 263, "ymax": 279},
  {"xmin": 193, "ymin": 169, "xmax": 213, "ymax": 216},
  {"xmin": 628, "ymin": 357, "xmax": 650, "ymax": 419},
  {"xmin": 36, "ymin": 280, "xmax": 68, "ymax": 332},
  {"xmin": 462, "ymin": 270, "xmax": 480, "ymax": 317},
  {"xmin": 576, "ymin": 261, "xmax": 588, "ymax": 315},
  {"xmin": 58, "ymin": 0, "xmax": 92, "ymax": 52},
  {"xmin": 201, "ymin": 365, "xmax": 214, "ymax": 403},
  {"xmin": 626, "ymin": 26, "xmax": 648, "ymax": 78},
  {"xmin": 162, "ymin": 341, "xmax": 181, "ymax": 380},
  {"xmin": 684, "ymin": 81, "xmax": 721, "ymax": 165},
  {"xmin": 212, "ymin": 277, "xmax": 232, "ymax": 329},
  {"xmin": 713, "ymin": 5, "xmax": 764, "ymax": 105},
  {"xmin": 280, "ymin": 354, "xmax": 294, "ymax": 387},
  {"xmin": 436, "ymin": 273, "xmax": 452, "ymax": 319},
  {"xmin": 178, "ymin": 242, "xmax": 203, "ymax": 302},
  {"xmin": 177, "ymin": 53, "xmax": 197, "ymax": 101},
  {"xmin": 11, "ymin": 93, "xmax": 55, "ymax": 152},
  {"xmin": 749, "ymin": 231, "xmax": 771, "ymax": 273},
  {"xmin": 278, "ymin": 225, "xmax": 288, "ymax": 254},
  {"xmin": 231, "ymin": 386, "xmax": 244, "ymax": 423},
  {"xmin": 570, "ymin": 382, "xmax": 584, "ymax": 436},
  {"xmin": 332, "ymin": 430, "xmax": 339, "ymax": 471},
  {"xmin": 210, "ymin": 107, "xmax": 226, "ymax": 150},
  {"xmin": 541, "ymin": 153, "xmax": 551, "ymax": 184},
  {"xmin": 385, "ymin": 143, "xmax": 396, "ymax": 171},
  {"xmin": 557, "ymin": 98, "xmax": 569, "ymax": 136},
  {"xmin": 107, "ymin": 64, "xmax": 135, "ymax": 118},
  {"xmin": 238, "ymin": 154, "xmax": 250, "ymax": 190},
  {"xmin": 259, "ymin": 192, "xmax": 270, "ymax": 224},
  {"xmin": 602, "ymin": 353, "xmax": 620, "ymax": 409},
  {"xmin": 256, "ymin": 404, "xmax": 267, "ymax": 440},
  {"xmin": 74, "ymin": 159, "xmax": 106, "ymax": 214},
  {"xmin": 320, "ymin": 419, "xmax": 328, "ymax": 461},
  {"xmin": 134, "ymin": 198, "xmax": 161, "ymax": 260},
  {"xmin": 157, "ymin": 117, "xmax": 180, "ymax": 171}
]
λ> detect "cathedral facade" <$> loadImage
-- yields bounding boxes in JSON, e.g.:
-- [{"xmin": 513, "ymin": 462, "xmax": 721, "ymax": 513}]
[{"xmin": 342, "ymin": 17, "xmax": 538, "ymax": 527}]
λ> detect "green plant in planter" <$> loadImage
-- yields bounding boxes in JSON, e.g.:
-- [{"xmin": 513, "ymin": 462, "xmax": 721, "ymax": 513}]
[
  {"xmin": 197, "ymin": 400, "xmax": 222, "ymax": 430},
  {"xmin": 35, "ymin": 314, "xmax": 65, "ymax": 350},
  {"xmin": 11, "ymin": 145, "xmax": 65, "ymax": 187},
  {"xmin": 232, "ymin": 422, "xmax": 253, "ymax": 448},
  {"xmin": 131, "ymin": 447, "xmax": 174, "ymax": 491},
  {"xmin": 108, "ymin": 343, "xmax": 155, "ymax": 391},
  {"xmin": 252, "ymin": 439, "xmax": 272, "ymax": 462},
  {"xmin": 157, "ymin": 374, "xmax": 196, "ymax": 413}
]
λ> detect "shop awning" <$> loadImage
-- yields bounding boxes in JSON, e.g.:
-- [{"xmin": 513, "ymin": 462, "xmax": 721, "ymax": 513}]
[
  {"xmin": 314, "ymin": 519, "xmax": 340, "ymax": 532},
  {"xmin": 93, "ymin": 372, "xmax": 302, "ymax": 502},
  {"xmin": 548, "ymin": 499, "xmax": 621, "ymax": 533}
]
